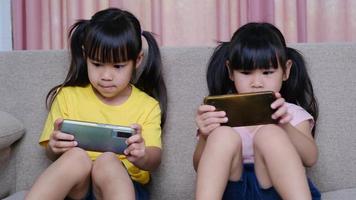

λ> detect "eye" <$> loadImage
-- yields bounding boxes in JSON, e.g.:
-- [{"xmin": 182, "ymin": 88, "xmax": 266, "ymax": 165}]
[
  {"xmin": 263, "ymin": 70, "xmax": 275, "ymax": 75},
  {"xmin": 238, "ymin": 70, "xmax": 251, "ymax": 75},
  {"xmin": 113, "ymin": 64, "xmax": 126, "ymax": 69},
  {"xmin": 90, "ymin": 61, "xmax": 103, "ymax": 67}
]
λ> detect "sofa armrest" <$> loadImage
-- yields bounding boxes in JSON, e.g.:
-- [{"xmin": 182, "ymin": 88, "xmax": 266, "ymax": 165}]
[
  {"xmin": 0, "ymin": 111, "xmax": 25, "ymax": 149},
  {"xmin": 0, "ymin": 111, "xmax": 25, "ymax": 198}
]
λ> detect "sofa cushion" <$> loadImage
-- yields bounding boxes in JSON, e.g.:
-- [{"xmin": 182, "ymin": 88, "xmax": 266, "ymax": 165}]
[
  {"xmin": 322, "ymin": 187, "xmax": 356, "ymax": 200},
  {"xmin": 0, "ymin": 111, "xmax": 25, "ymax": 150},
  {"xmin": 2, "ymin": 190, "xmax": 27, "ymax": 200}
]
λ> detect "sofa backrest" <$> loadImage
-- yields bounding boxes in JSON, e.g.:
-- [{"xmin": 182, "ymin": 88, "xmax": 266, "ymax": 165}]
[{"xmin": 0, "ymin": 44, "xmax": 356, "ymax": 199}]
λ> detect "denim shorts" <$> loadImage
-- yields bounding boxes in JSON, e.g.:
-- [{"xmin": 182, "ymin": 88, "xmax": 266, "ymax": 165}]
[
  {"xmin": 222, "ymin": 164, "xmax": 321, "ymax": 200},
  {"xmin": 65, "ymin": 180, "xmax": 149, "ymax": 200}
]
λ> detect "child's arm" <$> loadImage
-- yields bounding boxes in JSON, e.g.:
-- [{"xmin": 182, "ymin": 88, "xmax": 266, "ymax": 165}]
[
  {"xmin": 45, "ymin": 118, "xmax": 78, "ymax": 161},
  {"xmin": 124, "ymin": 124, "xmax": 161, "ymax": 171},
  {"xmin": 272, "ymin": 92, "xmax": 318, "ymax": 167},
  {"xmin": 193, "ymin": 104, "xmax": 228, "ymax": 170},
  {"xmin": 193, "ymin": 135, "xmax": 206, "ymax": 171},
  {"xmin": 280, "ymin": 122, "xmax": 318, "ymax": 167}
]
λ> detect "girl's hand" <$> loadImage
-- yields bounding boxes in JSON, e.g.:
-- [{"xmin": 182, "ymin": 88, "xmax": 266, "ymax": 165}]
[
  {"xmin": 48, "ymin": 118, "xmax": 78, "ymax": 154},
  {"xmin": 124, "ymin": 123, "xmax": 146, "ymax": 163},
  {"xmin": 271, "ymin": 92, "xmax": 293, "ymax": 124},
  {"xmin": 195, "ymin": 104, "xmax": 228, "ymax": 136}
]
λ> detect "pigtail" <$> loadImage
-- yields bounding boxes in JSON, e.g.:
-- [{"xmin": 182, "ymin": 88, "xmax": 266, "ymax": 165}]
[
  {"xmin": 281, "ymin": 47, "xmax": 319, "ymax": 135},
  {"xmin": 207, "ymin": 42, "xmax": 235, "ymax": 95},
  {"xmin": 136, "ymin": 31, "xmax": 167, "ymax": 127},
  {"xmin": 46, "ymin": 20, "xmax": 90, "ymax": 109},
  {"xmin": 67, "ymin": 20, "xmax": 90, "ymax": 86}
]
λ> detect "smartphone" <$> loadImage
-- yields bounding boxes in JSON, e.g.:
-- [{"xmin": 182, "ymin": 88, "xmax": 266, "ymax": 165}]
[
  {"xmin": 204, "ymin": 91, "xmax": 277, "ymax": 127},
  {"xmin": 60, "ymin": 119, "xmax": 135, "ymax": 154}
]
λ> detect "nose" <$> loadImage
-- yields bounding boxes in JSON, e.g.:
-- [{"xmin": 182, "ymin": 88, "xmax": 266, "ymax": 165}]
[
  {"xmin": 251, "ymin": 74, "xmax": 263, "ymax": 88},
  {"xmin": 101, "ymin": 67, "xmax": 113, "ymax": 81}
]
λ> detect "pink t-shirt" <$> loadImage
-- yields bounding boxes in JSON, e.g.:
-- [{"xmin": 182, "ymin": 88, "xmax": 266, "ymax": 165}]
[{"xmin": 233, "ymin": 103, "xmax": 314, "ymax": 163}]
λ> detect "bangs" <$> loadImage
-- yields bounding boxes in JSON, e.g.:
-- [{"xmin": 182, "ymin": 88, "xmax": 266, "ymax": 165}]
[
  {"xmin": 230, "ymin": 43, "xmax": 281, "ymax": 71},
  {"xmin": 83, "ymin": 23, "xmax": 140, "ymax": 63}
]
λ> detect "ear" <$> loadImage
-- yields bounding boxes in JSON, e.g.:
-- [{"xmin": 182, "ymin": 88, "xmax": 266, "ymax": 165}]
[
  {"xmin": 283, "ymin": 59, "xmax": 292, "ymax": 81},
  {"xmin": 135, "ymin": 51, "xmax": 144, "ymax": 69},
  {"xmin": 226, "ymin": 60, "xmax": 234, "ymax": 81}
]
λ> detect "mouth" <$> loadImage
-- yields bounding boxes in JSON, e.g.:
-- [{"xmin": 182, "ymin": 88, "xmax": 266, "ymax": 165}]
[{"xmin": 98, "ymin": 84, "xmax": 116, "ymax": 91}]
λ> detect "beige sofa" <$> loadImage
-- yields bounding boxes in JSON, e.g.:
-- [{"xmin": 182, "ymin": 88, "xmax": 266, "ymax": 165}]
[{"xmin": 1, "ymin": 44, "xmax": 356, "ymax": 199}]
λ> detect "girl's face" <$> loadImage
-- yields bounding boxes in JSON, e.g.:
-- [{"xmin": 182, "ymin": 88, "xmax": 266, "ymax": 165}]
[
  {"xmin": 87, "ymin": 55, "xmax": 141, "ymax": 104},
  {"xmin": 228, "ymin": 60, "xmax": 292, "ymax": 93}
]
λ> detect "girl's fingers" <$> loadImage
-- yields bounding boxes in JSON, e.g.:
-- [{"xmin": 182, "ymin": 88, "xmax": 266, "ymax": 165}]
[
  {"xmin": 201, "ymin": 110, "xmax": 226, "ymax": 121},
  {"xmin": 196, "ymin": 109, "xmax": 228, "ymax": 134},
  {"xmin": 125, "ymin": 144, "xmax": 137, "ymax": 154},
  {"xmin": 130, "ymin": 123, "xmax": 142, "ymax": 135},
  {"xmin": 124, "ymin": 143, "xmax": 144, "ymax": 156},
  {"xmin": 197, "ymin": 104, "xmax": 216, "ymax": 115},
  {"xmin": 126, "ymin": 134, "xmax": 143, "ymax": 145},
  {"xmin": 204, "ymin": 116, "xmax": 228, "ymax": 126},
  {"xmin": 279, "ymin": 113, "xmax": 293, "ymax": 124},
  {"xmin": 205, "ymin": 123, "xmax": 221, "ymax": 133},
  {"xmin": 127, "ymin": 149, "xmax": 145, "ymax": 158},
  {"xmin": 271, "ymin": 97, "xmax": 285, "ymax": 109},
  {"xmin": 53, "ymin": 140, "xmax": 77, "ymax": 148},
  {"xmin": 272, "ymin": 104, "xmax": 288, "ymax": 119},
  {"xmin": 199, "ymin": 123, "xmax": 220, "ymax": 135},
  {"xmin": 52, "ymin": 131, "xmax": 75, "ymax": 141},
  {"xmin": 53, "ymin": 118, "xmax": 63, "ymax": 131},
  {"xmin": 274, "ymin": 92, "xmax": 282, "ymax": 99},
  {"xmin": 196, "ymin": 110, "xmax": 226, "ymax": 126}
]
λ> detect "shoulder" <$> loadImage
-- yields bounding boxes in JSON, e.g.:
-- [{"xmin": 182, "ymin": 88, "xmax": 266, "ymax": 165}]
[
  {"xmin": 130, "ymin": 86, "xmax": 161, "ymax": 118},
  {"xmin": 57, "ymin": 85, "xmax": 91, "ymax": 95},
  {"xmin": 132, "ymin": 86, "xmax": 159, "ymax": 107},
  {"xmin": 287, "ymin": 103, "xmax": 310, "ymax": 115},
  {"xmin": 287, "ymin": 102, "xmax": 314, "ymax": 128},
  {"xmin": 54, "ymin": 85, "xmax": 91, "ymax": 102}
]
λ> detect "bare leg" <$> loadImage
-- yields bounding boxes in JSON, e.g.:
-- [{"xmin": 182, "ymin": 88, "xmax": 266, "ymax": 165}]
[
  {"xmin": 254, "ymin": 125, "xmax": 311, "ymax": 200},
  {"xmin": 195, "ymin": 126, "xmax": 243, "ymax": 200},
  {"xmin": 26, "ymin": 147, "xmax": 92, "ymax": 200},
  {"xmin": 92, "ymin": 152, "xmax": 135, "ymax": 200}
]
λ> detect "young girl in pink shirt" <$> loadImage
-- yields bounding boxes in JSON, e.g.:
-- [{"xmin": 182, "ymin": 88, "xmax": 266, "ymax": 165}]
[{"xmin": 194, "ymin": 22, "xmax": 321, "ymax": 200}]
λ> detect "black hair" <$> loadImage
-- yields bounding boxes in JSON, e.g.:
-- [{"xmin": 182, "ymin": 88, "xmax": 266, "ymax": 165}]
[
  {"xmin": 46, "ymin": 8, "xmax": 167, "ymax": 127},
  {"xmin": 207, "ymin": 22, "xmax": 318, "ymax": 135}
]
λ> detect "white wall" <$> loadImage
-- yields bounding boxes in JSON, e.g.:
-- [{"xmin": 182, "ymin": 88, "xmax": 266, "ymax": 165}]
[{"xmin": 0, "ymin": 0, "xmax": 12, "ymax": 50}]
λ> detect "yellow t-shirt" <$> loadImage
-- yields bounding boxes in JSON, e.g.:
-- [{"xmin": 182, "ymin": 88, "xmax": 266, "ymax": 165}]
[{"xmin": 39, "ymin": 84, "xmax": 162, "ymax": 184}]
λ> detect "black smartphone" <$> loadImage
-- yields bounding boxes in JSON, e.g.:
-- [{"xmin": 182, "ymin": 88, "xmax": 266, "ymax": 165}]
[
  {"xmin": 204, "ymin": 91, "xmax": 277, "ymax": 127},
  {"xmin": 60, "ymin": 119, "xmax": 135, "ymax": 154}
]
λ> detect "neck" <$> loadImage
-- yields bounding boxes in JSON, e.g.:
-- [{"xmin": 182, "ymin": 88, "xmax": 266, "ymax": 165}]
[{"xmin": 92, "ymin": 84, "xmax": 132, "ymax": 106}]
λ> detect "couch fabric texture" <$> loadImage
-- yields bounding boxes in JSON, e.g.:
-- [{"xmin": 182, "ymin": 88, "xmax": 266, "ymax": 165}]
[{"xmin": 1, "ymin": 44, "xmax": 356, "ymax": 199}]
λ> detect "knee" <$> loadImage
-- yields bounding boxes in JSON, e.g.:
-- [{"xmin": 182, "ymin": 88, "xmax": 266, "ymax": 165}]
[
  {"xmin": 254, "ymin": 124, "xmax": 290, "ymax": 150},
  {"xmin": 62, "ymin": 147, "xmax": 92, "ymax": 175},
  {"xmin": 207, "ymin": 126, "xmax": 242, "ymax": 153},
  {"xmin": 92, "ymin": 152, "xmax": 125, "ymax": 179}
]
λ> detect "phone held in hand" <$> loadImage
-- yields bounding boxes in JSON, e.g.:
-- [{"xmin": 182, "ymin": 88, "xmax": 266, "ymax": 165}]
[
  {"xmin": 204, "ymin": 91, "xmax": 277, "ymax": 127},
  {"xmin": 60, "ymin": 119, "xmax": 135, "ymax": 154}
]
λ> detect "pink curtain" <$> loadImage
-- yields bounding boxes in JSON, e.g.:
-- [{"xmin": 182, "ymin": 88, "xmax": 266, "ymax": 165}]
[{"xmin": 12, "ymin": 0, "xmax": 356, "ymax": 50}]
